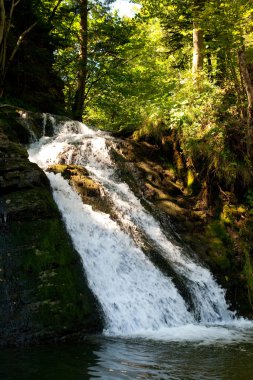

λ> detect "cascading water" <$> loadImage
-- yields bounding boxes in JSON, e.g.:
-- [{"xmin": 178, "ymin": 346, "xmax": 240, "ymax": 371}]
[
  {"xmin": 28, "ymin": 117, "xmax": 252, "ymax": 340},
  {"xmin": 48, "ymin": 172, "xmax": 194, "ymax": 335}
]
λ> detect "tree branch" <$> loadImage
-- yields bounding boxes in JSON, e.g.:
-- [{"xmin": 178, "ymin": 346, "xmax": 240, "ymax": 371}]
[
  {"xmin": 84, "ymin": 53, "xmax": 140, "ymax": 104},
  {"xmin": 14, "ymin": 0, "xmax": 21, "ymax": 8},
  {"xmin": 48, "ymin": 0, "xmax": 65, "ymax": 22},
  {"xmin": 3, "ymin": 0, "xmax": 65, "ymax": 80},
  {"xmin": 4, "ymin": 21, "xmax": 37, "ymax": 76}
]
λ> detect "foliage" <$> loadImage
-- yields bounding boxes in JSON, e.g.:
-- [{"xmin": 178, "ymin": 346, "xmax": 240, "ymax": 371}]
[
  {"xmin": 168, "ymin": 72, "xmax": 252, "ymax": 190},
  {"xmin": 86, "ymin": 18, "xmax": 173, "ymax": 134},
  {"xmin": 1, "ymin": 0, "xmax": 253, "ymax": 193},
  {"xmin": 246, "ymin": 190, "xmax": 253, "ymax": 215},
  {"xmin": 243, "ymin": 250, "xmax": 253, "ymax": 310}
]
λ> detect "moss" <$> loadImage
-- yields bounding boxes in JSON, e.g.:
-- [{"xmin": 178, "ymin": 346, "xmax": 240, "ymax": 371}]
[
  {"xmin": 5, "ymin": 188, "xmax": 59, "ymax": 220},
  {"xmin": 47, "ymin": 164, "xmax": 103, "ymax": 211},
  {"xmin": 243, "ymin": 250, "xmax": 253, "ymax": 310},
  {"xmin": 220, "ymin": 203, "xmax": 246, "ymax": 226},
  {"xmin": 205, "ymin": 221, "xmax": 232, "ymax": 270},
  {"xmin": 206, "ymin": 220, "xmax": 231, "ymax": 245},
  {"xmin": 47, "ymin": 164, "xmax": 88, "ymax": 179},
  {"xmin": 9, "ymin": 217, "xmax": 100, "ymax": 332},
  {"xmin": 187, "ymin": 169, "xmax": 194, "ymax": 188}
]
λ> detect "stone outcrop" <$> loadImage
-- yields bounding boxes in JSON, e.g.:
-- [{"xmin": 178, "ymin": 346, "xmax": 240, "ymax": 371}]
[
  {"xmin": 0, "ymin": 107, "xmax": 102, "ymax": 346},
  {"xmin": 110, "ymin": 138, "xmax": 253, "ymax": 317},
  {"xmin": 47, "ymin": 164, "xmax": 107, "ymax": 212}
]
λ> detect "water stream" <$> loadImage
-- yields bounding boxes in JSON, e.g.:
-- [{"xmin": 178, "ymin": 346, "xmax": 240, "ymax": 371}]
[
  {"xmin": 28, "ymin": 118, "xmax": 252, "ymax": 342},
  {"xmin": 1, "ymin": 336, "xmax": 253, "ymax": 380}
]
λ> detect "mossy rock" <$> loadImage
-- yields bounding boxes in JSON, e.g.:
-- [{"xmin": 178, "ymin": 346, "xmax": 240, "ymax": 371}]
[
  {"xmin": 47, "ymin": 164, "xmax": 108, "ymax": 213},
  {"xmin": 47, "ymin": 164, "xmax": 89, "ymax": 178},
  {"xmin": 0, "ymin": 106, "xmax": 33, "ymax": 144},
  {"xmin": 204, "ymin": 221, "xmax": 232, "ymax": 270},
  {"xmin": 7, "ymin": 218, "xmax": 101, "ymax": 330},
  {"xmin": 0, "ymin": 120, "xmax": 103, "ymax": 346},
  {"xmin": 0, "ymin": 196, "xmax": 102, "ymax": 346}
]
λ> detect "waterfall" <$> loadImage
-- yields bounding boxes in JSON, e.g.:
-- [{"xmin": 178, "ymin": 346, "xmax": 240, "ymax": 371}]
[{"xmin": 28, "ymin": 118, "xmax": 239, "ymax": 338}]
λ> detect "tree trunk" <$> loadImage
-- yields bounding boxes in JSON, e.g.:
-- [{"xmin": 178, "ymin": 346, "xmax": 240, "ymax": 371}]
[
  {"xmin": 228, "ymin": 51, "xmax": 245, "ymax": 119},
  {"xmin": 192, "ymin": 21, "xmax": 204, "ymax": 75},
  {"xmin": 238, "ymin": 45, "xmax": 253, "ymax": 157},
  {"xmin": 0, "ymin": 0, "xmax": 6, "ymax": 96},
  {"xmin": 206, "ymin": 51, "xmax": 213, "ymax": 80},
  {"xmin": 72, "ymin": 0, "xmax": 88, "ymax": 122},
  {"xmin": 192, "ymin": 0, "xmax": 205, "ymax": 76},
  {"xmin": 216, "ymin": 49, "xmax": 226, "ymax": 85},
  {"xmin": 0, "ymin": 0, "xmax": 5, "ymax": 45}
]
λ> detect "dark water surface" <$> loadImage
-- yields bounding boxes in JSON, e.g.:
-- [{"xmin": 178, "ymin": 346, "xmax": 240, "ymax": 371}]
[{"xmin": 1, "ymin": 335, "xmax": 253, "ymax": 380}]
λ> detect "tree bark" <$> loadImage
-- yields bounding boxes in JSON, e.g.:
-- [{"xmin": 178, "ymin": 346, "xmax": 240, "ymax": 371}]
[
  {"xmin": 192, "ymin": 0, "xmax": 205, "ymax": 76},
  {"xmin": 238, "ymin": 45, "xmax": 253, "ymax": 157},
  {"xmin": 192, "ymin": 22, "xmax": 204, "ymax": 74},
  {"xmin": 72, "ymin": 0, "xmax": 88, "ymax": 122},
  {"xmin": 0, "ymin": 0, "xmax": 6, "ymax": 95},
  {"xmin": 0, "ymin": 0, "xmax": 5, "ymax": 46}
]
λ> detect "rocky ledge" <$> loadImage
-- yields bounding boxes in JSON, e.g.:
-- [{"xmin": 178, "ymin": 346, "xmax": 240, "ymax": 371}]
[
  {"xmin": 110, "ymin": 138, "xmax": 253, "ymax": 317},
  {"xmin": 0, "ymin": 107, "xmax": 102, "ymax": 347}
]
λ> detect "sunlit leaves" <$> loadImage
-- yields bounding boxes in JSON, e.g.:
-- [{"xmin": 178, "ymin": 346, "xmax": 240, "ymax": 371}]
[{"xmin": 85, "ymin": 17, "xmax": 174, "ymax": 132}]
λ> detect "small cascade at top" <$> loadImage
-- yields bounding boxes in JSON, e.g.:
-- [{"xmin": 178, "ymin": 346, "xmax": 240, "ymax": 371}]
[{"xmin": 28, "ymin": 117, "xmax": 238, "ymax": 338}]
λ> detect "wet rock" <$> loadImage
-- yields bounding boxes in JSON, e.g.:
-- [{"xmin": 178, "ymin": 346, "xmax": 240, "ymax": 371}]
[
  {"xmin": 47, "ymin": 164, "xmax": 112, "ymax": 214},
  {"xmin": 110, "ymin": 137, "xmax": 253, "ymax": 316},
  {"xmin": 0, "ymin": 108, "xmax": 102, "ymax": 347}
]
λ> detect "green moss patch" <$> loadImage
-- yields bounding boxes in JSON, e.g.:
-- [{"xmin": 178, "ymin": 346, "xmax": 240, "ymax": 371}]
[{"xmin": 8, "ymin": 217, "xmax": 101, "ymax": 333}]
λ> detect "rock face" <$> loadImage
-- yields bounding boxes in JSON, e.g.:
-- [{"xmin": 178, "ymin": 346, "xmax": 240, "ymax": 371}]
[
  {"xmin": 0, "ymin": 107, "xmax": 102, "ymax": 346},
  {"xmin": 111, "ymin": 138, "xmax": 253, "ymax": 317}
]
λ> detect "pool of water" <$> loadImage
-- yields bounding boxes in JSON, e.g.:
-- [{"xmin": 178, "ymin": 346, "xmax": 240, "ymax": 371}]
[{"xmin": 1, "ymin": 333, "xmax": 253, "ymax": 380}]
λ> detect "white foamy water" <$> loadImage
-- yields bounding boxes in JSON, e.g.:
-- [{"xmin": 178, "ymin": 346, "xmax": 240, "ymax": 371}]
[
  {"xmin": 86, "ymin": 177, "xmax": 232, "ymax": 323},
  {"xmin": 28, "ymin": 118, "xmax": 253, "ymax": 341},
  {"xmin": 48, "ymin": 172, "xmax": 194, "ymax": 335}
]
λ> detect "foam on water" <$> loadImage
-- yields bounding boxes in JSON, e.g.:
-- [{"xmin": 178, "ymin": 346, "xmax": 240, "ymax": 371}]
[{"xmin": 128, "ymin": 323, "xmax": 253, "ymax": 344}]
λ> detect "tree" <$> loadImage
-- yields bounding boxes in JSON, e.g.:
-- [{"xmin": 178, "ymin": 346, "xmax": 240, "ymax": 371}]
[
  {"xmin": 72, "ymin": 0, "xmax": 88, "ymax": 121},
  {"xmin": 53, "ymin": 0, "xmax": 137, "ymax": 121},
  {"xmin": 85, "ymin": 17, "xmax": 172, "ymax": 134},
  {"xmin": 201, "ymin": 0, "xmax": 253, "ymax": 156},
  {"xmin": 137, "ymin": 0, "xmax": 204, "ymax": 73},
  {"xmin": 192, "ymin": 0, "xmax": 205, "ymax": 74},
  {"xmin": 0, "ymin": 0, "xmax": 64, "ymax": 99}
]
